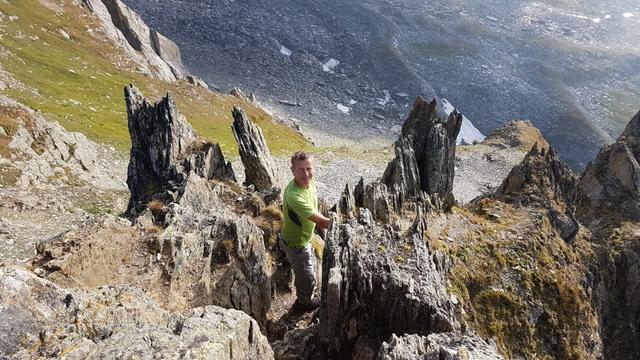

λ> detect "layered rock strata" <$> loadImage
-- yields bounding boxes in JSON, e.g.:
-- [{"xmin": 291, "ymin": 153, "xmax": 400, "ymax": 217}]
[
  {"xmin": 34, "ymin": 87, "xmax": 272, "ymax": 329},
  {"xmin": 232, "ymin": 106, "xmax": 282, "ymax": 192},
  {"xmin": 317, "ymin": 182, "xmax": 505, "ymax": 359},
  {"xmin": 0, "ymin": 267, "xmax": 273, "ymax": 359},
  {"xmin": 382, "ymin": 97, "xmax": 462, "ymax": 211},
  {"xmin": 494, "ymin": 143, "xmax": 580, "ymax": 241},
  {"xmin": 378, "ymin": 332, "xmax": 505, "ymax": 360},
  {"xmin": 82, "ymin": 0, "xmax": 189, "ymax": 81},
  {"xmin": 578, "ymin": 110, "xmax": 640, "ymax": 359},
  {"xmin": 125, "ymin": 84, "xmax": 234, "ymax": 215}
]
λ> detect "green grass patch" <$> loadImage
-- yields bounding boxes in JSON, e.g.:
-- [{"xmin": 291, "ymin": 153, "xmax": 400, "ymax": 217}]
[{"xmin": 0, "ymin": 0, "xmax": 311, "ymax": 158}]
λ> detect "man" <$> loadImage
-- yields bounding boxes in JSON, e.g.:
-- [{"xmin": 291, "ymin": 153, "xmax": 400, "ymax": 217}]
[{"xmin": 280, "ymin": 151, "xmax": 330, "ymax": 311}]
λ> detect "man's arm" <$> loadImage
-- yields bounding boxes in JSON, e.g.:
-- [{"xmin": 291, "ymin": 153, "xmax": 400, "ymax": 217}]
[{"xmin": 309, "ymin": 212, "xmax": 331, "ymax": 229}]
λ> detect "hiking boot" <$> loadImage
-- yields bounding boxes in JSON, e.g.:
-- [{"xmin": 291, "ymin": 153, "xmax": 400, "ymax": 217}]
[{"xmin": 292, "ymin": 297, "xmax": 320, "ymax": 312}]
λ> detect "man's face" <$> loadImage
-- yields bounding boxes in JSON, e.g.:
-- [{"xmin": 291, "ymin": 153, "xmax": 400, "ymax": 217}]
[{"xmin": 291, "ymin": 157, "xmax": 314, "ymax": 188}]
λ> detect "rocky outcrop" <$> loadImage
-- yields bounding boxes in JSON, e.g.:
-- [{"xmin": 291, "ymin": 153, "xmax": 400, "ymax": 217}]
[
  {"xmin": 232, "ymin": 106, "xmax": 282, "ymax": 192},
  {"xmin": 494, "ymin": 143, "xmax": 580, "ymax": 241},
  {"xmin": 381, "ymin": 137, "xmax": 421, "ymax": 201},
  {"xmin": 125, "ymin": 84, "xmax": 234, "ymax": 215},
  {"xmin": 494, "ymin": 143, "xmax": 579, "ymax": 207},
  {"xmin": 382, "ymin": 97, "xmax": 462, "ymax": 211},
  {"xmin": 0, "ymin": 267, "xmax": 273, "ymax": 359},
  {"xmin": 2, "ymin": 95, "xmax": 124, "ymax": 189},
  {"xmin": 231, "ymin": 86, "xmax": 256, "ymax": 103},
  {"xmin": 578, "ymin": 110, "xmax": 640, "ymax": 359},
  {"xmin": 378, "ymin": 332, "xmax": 504, "ymax": 360},
  {"xmin": 319, "ymin": 200, "xmax": 457, "ymax": 356},
  {"xmin": 453, "ymin": 120, "xmax": 548, "ymax": 204},
  {"xmin": 32, "ymin": 86, "xmax": 271, "ymax": 329},
  {"xmin": 580, "ymin": 110, "xmax": 640, "ymax": 220},
  {"xmin": 82, "ymin": 0, "xmax": 189, "ymax": 81}
]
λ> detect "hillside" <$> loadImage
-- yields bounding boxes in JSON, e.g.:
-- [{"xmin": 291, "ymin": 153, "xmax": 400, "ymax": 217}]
[
  {"xmin": 1, "ymin": 1, "xmax": 640, "ymax": 360},
  {"xmin": 0, "ymin": 0, "xmax": 310, "ymax": 156}
]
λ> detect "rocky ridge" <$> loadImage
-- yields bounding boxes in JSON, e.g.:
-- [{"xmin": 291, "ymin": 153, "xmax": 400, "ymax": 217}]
[
  {"xmin": 0, "ymin": 5, "xmax": 639, "ymax": 354},
  {"xmin": 81, "ymin": 0, "xmax": 191, "ymax": 82},
  {"xmin": 2, "ymin": 79, "xmax": 640, "ymax": 358}
]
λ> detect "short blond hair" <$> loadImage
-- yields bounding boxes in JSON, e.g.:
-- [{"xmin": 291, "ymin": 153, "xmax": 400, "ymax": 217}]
[{"xmin": 290, "ymin": 151, "xmax": 314, "ymax": 166}]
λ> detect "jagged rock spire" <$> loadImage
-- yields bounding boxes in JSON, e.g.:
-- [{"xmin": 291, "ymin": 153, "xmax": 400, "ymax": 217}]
[
  {"xmin": 381, "ymin": 136, "xmax": 421, "ymax": 200},
  {"xmin": 494, "ymin": 143, "xmax": 580, "ymax": 241},
  {"xmin": 231, "ymin": 106, "xmax": 281, "ymax": 191},
  {"xmin": 580, "ymin": 110, "xmax": 640, "ymax": 220},
  {"xmin": 382, "ymin": 97, "xmax": 462, "ymax": 210},
  {"xmin": 124, "ymin": 85, "xmax": 234, "ymax": 215},
  {"xmin": 495, "ymin": 143, "xmax": 579, "ymax": 206}
]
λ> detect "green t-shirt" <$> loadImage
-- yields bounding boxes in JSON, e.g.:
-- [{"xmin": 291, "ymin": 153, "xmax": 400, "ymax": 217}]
[{"xmin": 282, "ymin": 179, "xmax": 318, "ymax": 248}]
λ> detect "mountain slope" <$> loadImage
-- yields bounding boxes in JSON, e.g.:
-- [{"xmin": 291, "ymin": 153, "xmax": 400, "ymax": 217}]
[{"xmin": 0, "ymin": 0, "xmax": 310, "ymax": 156}]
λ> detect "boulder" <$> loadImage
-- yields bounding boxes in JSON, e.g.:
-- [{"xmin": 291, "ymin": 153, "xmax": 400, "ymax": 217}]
[{"xmin": 230, "ymin": 86, "xmax": 256, "ymax": 103}]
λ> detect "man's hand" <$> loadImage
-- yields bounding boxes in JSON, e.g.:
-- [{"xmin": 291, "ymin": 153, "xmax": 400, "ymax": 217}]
[{"xmin": 309, "ymin": 212, "xmax": 331, "ymax": 229}]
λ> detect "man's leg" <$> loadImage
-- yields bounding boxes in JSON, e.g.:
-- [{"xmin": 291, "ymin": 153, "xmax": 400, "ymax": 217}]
[{"xmin": 279, "ymin": 237, "xmax": 316, "ymax": 305}]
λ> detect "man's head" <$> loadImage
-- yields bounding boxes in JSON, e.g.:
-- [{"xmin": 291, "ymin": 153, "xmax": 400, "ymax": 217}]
[{"xmin": 290, "ymin": 151, "xmax": 315, "ymax": 188}]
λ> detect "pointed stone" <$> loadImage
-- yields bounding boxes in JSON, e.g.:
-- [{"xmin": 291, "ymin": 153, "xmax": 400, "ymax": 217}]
[
  {"xmin": 382, "ymin": 97, "xmax": 462, "ymax": 211},
  {"xmin": 319, "ymin": 215, "xmax": 456, "ymax": 356},
  {"xmin": 381, "ymin": 136, "xmax": 421, "ymax": 204},
  {"xmin": 495, "ymin": 143, "xmax": 578, "ymax": 207},
  {"xmin": 338, "ymin": 183, "xmax": 355, "ymax": 219},
  {"xmin": 231, "ymin": 106, "xmax": 281, "ymax": 191},
  {"xmin": 354, "ymin": 177, "xmax": 365, "ymax": 208},
  {"xmin": 124, "ymin": 85, "xmax": 234, "ymax": 215},
  {"xmin": 495, "ymin": 143, "xmax": 580, "ymax": 241}
]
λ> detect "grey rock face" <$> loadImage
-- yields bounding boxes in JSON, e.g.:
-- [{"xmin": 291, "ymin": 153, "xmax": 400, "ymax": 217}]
[
  {"xmin": 3, "ymin": 95, "xmax": 124, "ymax": 190},
  {"xmin": 338, "ymin": 183, "xmax": 356, "ymax": 218},
  {"xmin": 599, "ymin": 244, "xmax": 640, "ymax": 360},
  {"xmin": 82, "ymin": 0, "xmax": 187, "ymax": 81},
  {"xmin": 494, "ymin": 144, "xmax": 580, "ymax": 241},
  {"xmin": 362, "ymin": 182, "xmax": 392, "ymax": 223},
  {"xmin": 157, "ymin": 175, "xmax": 273, "ymax": 323},
  {"xmin": 319, "ymin": 212, "xmax": 456, "ymax": 356},
  {"xmin": 187, "ymin": 74, "xmax": 209, "ymax": 89},
  {"xmin": 125, "ymin": 85, "xmax": 234, "ymax": 215},
  {"xmin": 231, "ymin": 106, "xmax": 282, "ymax": 191},
  {"xmin": 0, "ymin": 267, "xmax": 273, "ymax": 359},
  {"xmin": 381, "ymin": 136, "xmax": 421, "ymax": 201},
  {"xmin": 377, "ymin": 333, "xmax": 504, "ymax": 360},
  {"xmin": 383, "ymin": 97, "xmax": 462, "ymax": 211},
  {"xmin": 580, "ymin": 111, "xmax": 640, "ymax": 220},
  {"xmin": 495, "ymin": 143, "xmax": 579, "ymax": 206}
]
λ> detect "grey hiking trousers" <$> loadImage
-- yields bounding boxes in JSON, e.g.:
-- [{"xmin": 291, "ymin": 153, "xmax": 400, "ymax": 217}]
[{"xmin": 279, "ymin": 236, "xmax": 316, "ymax": 304}]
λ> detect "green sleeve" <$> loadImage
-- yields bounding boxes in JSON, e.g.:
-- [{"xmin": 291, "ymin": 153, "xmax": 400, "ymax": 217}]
[{"xmin": 288, "ymin": 193, "xmax": 315, "ymax": 220}]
